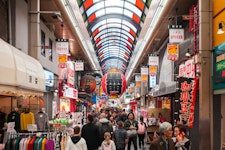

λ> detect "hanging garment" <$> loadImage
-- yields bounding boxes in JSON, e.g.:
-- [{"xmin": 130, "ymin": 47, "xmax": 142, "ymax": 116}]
[
  {"xmin": 34, "ymin": 112, "xmax": 49, "ymax": 131},
  {"xmin": 7, "ymin": 111, "xmax": 21, "ymax": 132},
  {"xmin": 20, "ymin": 112, "xmax": 35, "ymax": 131}
]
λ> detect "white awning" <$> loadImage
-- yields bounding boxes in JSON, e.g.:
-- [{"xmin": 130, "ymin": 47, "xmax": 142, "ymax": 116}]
[
  {"xmin": 149, "ymin": 81, "xmax": 177, "ymax": 97},
  {"xmin": 0, "ymin": 39, "xmax": 45, "ymax": 96}
]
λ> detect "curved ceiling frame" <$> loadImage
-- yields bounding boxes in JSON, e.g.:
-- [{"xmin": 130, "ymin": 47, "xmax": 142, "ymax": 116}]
[
  {"xmin": 94, "ymin": 34, "xmax": 134, "ymax": 49},
  {"xmin": 96, "ymin": 39, "xmax": 132, "ymax": 53},
  {"xmin": 97, "ymin": 43, "xmax": 132, "ymax": 55},
  {"xmin": 98, "ymin": 48, "xmax": 129, "ymax": 56},
  {"xmin": 97, "ymin": 47, "xmax": 131, "ymax": 57},
  {"xmin": 79, "ymin": 0, "xmax": 148, "ymax": 74},
  {"xmin": 92, "ymin": 27, "xmax": 135, "ymax": 42},
  {"xmin": 100, "ymin": 56, "xmax": 128, "ymax": 65},
  {"xmin": 86, "ymin": 4, "xmax": 142, "ymax": 25}
]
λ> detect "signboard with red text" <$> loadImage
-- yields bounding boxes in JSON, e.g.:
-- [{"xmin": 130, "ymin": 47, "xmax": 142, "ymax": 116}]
[{"xmin": 175, "ymin": 77, "xmax": 198, "ymax": 128}]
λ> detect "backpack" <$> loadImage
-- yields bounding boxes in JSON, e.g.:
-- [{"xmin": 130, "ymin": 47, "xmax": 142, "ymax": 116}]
[
  {"xmin": 100, "ymin": 123, "xmax": 112, "ymax": 142},
  {"xmin": 137, "ymin": 122, "xmax": 146, "ymax": 134}
]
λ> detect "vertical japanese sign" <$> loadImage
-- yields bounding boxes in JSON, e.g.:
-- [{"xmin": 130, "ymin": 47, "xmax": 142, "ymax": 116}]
[
  {"xmin": 66, "ymin": 61, "xmax": 75, "ymax": 87},
  {"xmin": 175, "ymin": 77, "xmax": 198, "ymax": 128},
  {"xmin": 135, "ymin": 75, "xmax": 141, "ymax": 88},
  {"xmin": 167, "ymin": 43, "xmax": 179, "ymax": 61},
  {"xmin": 178, "ymin": 57, "xmax": 195, "ymax": 78},
  {"xmin": 141, "ymin": 67, "xmax": 148, "ymax": 83},
  {"xmin": 56, "ymin": 39, "xmax": 69, "ymax": 54},
  {"xmin": 148, "ymin": 55, "xmax": 158, "ymax": 88},
  {"xmin": 149, "ymin": 66, "xmax": 157, "ymax": 88},
  {"xmin": 169, "ymin": 25, "xmax": 184, "ymax": 43}
]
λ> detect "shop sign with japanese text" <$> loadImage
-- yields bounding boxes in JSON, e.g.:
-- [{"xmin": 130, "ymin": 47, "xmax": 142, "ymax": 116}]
[
  {"xmin": 167, "ymin": 43, "xmax": 179, "ymax": 61},
  {"xmin": 56, "ymin": 39, "xmax": 69, "ymax": 54},
  {"xmin": 175, "ymin": 77, "xmax": 198, "ymax": 128}
]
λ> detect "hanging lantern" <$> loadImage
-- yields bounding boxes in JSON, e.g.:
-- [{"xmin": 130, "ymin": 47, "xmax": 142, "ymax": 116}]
[
  {"xmin": 101, "ymin": 71, "xmax": 127, "ymax": 96},
  {"xmin": 80, "ymin": 75, "xmax": 96, "ymax": 93}
]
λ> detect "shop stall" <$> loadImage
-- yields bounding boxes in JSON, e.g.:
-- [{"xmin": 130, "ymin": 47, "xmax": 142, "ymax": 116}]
[{"xmin": 0, "ymin": 39, "xmax": 45, "ymax": 144}]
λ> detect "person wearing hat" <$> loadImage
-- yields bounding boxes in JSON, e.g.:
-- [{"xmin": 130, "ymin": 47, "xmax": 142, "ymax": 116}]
[{"xmin": 149, "ymin": 122, "xmax": 175, "ymax": 150}]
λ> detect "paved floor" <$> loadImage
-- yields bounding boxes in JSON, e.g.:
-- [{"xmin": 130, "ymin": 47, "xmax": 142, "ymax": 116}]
[{"xmin": 125, "ymin": 141, "xmax": 150, "ymax": 150}]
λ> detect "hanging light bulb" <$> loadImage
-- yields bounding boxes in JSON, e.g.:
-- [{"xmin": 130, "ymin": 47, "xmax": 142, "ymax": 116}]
[{"xmin": 185, "ymin": 49, "xmax": 191, "ymax": 57}]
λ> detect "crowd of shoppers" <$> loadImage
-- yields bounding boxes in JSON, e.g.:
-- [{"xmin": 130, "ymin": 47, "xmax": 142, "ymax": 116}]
[{"xmin": 61, "ymin": 108, "xmax": 191, "ymax": 150}]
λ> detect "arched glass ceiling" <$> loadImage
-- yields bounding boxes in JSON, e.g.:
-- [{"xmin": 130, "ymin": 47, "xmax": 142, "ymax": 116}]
[{"xmin": 77, "ymin": 0, "xmax": 151, "ymax": 74}]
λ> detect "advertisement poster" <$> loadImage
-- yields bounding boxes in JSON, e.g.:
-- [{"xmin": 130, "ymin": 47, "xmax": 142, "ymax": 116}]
[
  {"xmin": 60, "ymin": 98, "xmax": 70, "ymax": 113},
  {"xmin": 167, "ymin": 43, "xmax": 179, "ymax": 61}
]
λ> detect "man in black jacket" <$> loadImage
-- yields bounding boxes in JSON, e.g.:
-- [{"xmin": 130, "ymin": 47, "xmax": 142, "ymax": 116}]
[{"xmin": 81, "ymin": 115, "xmax": 100, "ymax": 150}]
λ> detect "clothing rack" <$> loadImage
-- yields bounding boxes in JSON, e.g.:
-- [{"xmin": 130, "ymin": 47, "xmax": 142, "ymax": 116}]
[
  {"xmin": 9, "ymin": 131, "xmax": 55, "ymax": 140},
  {"xmin": 4, "ymin": 132, "xmax": 55, "ymax": 150}
]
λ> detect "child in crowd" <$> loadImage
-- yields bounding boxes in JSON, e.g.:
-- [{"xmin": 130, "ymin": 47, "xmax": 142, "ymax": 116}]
[{"xmin": 101, "ymin": 132, "xmax": 116, "ymax": 150}]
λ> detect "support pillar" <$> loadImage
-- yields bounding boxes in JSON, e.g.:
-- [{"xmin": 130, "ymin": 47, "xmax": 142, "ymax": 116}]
[
  {"xmin": 28, "ymin": 0, "xmax": 40, "ymax": 59},
  {"xmin": 198, "ymin": 0, "xmax": 213, "ymax": 149}
]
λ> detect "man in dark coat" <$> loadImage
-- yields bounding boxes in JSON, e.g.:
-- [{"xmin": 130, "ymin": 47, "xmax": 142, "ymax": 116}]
[
  {"xmin": 149, "ymin": 122, "xmax": 175, "ymax": 150},
  {"xmin": 81, "ymin": 115, "xmax": 100, "ymax": 150}
]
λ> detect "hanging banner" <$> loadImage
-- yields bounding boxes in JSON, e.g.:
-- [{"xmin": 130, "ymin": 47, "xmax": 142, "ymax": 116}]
[
  {"xmin": 149, "ymin": 76, "xmax": 156, "ymax": 88},
  {"xmin": 167, "ymin": 43, "xmax": 179, "ymax": 61},
  {"xmin": 148, "ymin": 55, "xmax": 159, "ymax": 66},
  {"xmin": 149, "ymin": 66, "xmax": 157, "ymax": 76},
  {"xmin": 168, "ymin": 25, "xmax": 184, "ymax": 43},
  {"xmin": 56, "ymin": 39, "xmax": 69, "ymax": 54},
  {"xmin": 141, "ymin": 67, "xmax": 148, "ymax": 83},
  {"xmin": 135, "ymin": 75, "xmax": 141, "ymax": 88},
  {"xmin": 175, "ymin": 77, "xmax": 198, "ymax": 128},
  {"xmin": 66, "ymin": 61, "xmax": 75, "ymax": 87},
  {"xmin": 75, "ymin": 61, "xmax": 84, "ymax": 71}
]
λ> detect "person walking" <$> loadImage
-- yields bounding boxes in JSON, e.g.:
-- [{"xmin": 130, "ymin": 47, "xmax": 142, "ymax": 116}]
[
  {"xmin": 65, "ymin": 126, "xmax": 87, "ymax": 150},
  {"xmin": 96, "ymin": 113, "xmax": 113, "ymax": 144},
  {"xmin": 81, "ymin": 115, "xmax": 100, "ymax": 150},
  {"xmin": 101, "ymin": 132, "xmax": 116, "ymax": 150},
  {"xmin": 137, "ymin": 116, "xmax": 147, "ymax": 149},
  {"xmin": 112, "ymin": 121, "xmax": 128, "ymax": 150},
  {"xmin": 124, "ymin": 112, "xmax": 138, "ymax": 150},
  {"xmin": 172, "ymin": 124, "xmax": 191, "ymax": 150},
  {"xmin": 149, "ymin": 122, "xmax": 175, "ymax": 150}
]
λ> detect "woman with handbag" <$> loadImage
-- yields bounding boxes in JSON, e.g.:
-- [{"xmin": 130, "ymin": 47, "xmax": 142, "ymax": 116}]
[{"xmin": 124, "ymin": 112, "xmax": 138, "ymax": 150}]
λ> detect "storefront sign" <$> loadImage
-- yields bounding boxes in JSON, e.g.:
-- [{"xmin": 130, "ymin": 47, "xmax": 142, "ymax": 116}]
[
  {"xmin": 56, "ymin": 39, "xmax": 69, "ymax": 54},
  {"xmin": 175, "ymin": 77, "xmax": 198, "ymax": 128},
  {"xmin": 179, "ymin": 57, "xmax": 195, "ymax": 78},
  {"xmin": 213, "ymin": 43, "xmax": 225, "ymax": 89},
  {"xmin": 63, "ymin": 87, "xmax": 78, "ymax": 99},
  {"xmin": 44, "ymin": 70, "xmax": 54, "ymax": 87},
  {"xmin": 167, "ymin": 43, "xmax": 179, "ymax": 61}
]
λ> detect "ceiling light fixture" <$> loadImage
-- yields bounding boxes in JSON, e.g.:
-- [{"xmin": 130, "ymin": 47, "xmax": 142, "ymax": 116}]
[{"xmin": 217, "ymin": 21, "xmax": 225, "ymax": 34}]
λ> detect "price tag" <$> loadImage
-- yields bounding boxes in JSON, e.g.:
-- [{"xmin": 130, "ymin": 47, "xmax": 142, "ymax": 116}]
[
  {"xmin": 54, "ymin": 124, "xmax": 61, "ymax": 128},
  {"xmin": 27, "ymin": 124, "xmax": 37, "ymax": 132}
]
